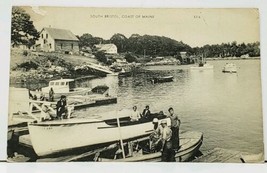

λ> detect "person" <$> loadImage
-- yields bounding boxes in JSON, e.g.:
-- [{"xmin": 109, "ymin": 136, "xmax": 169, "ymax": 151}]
[
  {"xmin": 49, "ymin": 87, "xmax": 55, "ymax": 102},
  {"xmin": 159, "ymin": 119, "xmax": 175, "ymax": 162},
  {"xmin": 168, "ymin": 107, "xmax": 181, "ymax": 151},
  {"xmin": 142, "ymin": 105, "xmax": 151, "ymax": 119},
  {"xmin": 28, "ymin": 89, "xmax": 33, "ymax": 99},
  {"xmin": 149, "ymin": 118, "xmax": 161, "ymax": 152},
  {"xmin": 56, "ymin": 95, "xmax": 67, "ymax": 120},
  {"xmin": 130, "ymin": 106, "xmax": 141, "ymax": 121},
  {"xmin": 40, "ymin": 92, "xmax": 45, "ymax": 101}
]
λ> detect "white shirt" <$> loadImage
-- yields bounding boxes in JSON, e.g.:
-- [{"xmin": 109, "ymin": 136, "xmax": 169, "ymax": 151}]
[{"xmin": 130, "ymin": 110, "xmax": 141, "ymax": 121}]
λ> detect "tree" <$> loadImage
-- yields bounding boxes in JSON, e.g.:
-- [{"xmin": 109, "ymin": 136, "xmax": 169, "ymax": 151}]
[
  {"xmin": 124, "ymin": 53, "xmax": 137, "ymax": 63},
  {"xmin": 11, "ymin": 7, "xmax": 39, "ymax": 48},
  {"xmin": 110, "ymin": 33, "xmax": 128, "ymax": 53},
  {"xmin": 79, "ymin": 33, "xmax": 104, "ymax": 49},
  {"xmin": 94, "ymin": 51, "xmax": 107, "ymax": 64}
]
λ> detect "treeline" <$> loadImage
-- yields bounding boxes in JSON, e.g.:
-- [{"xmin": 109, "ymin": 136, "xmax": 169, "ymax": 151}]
[
  {"xmin": 78, "ymin": 33, "xmax": 192, "ymax": 56},
  {"xmin": 78, "ymin": 33, "xmax": 260, "ymax": 58},
  {"xmin": 193, "ymin": 41, "xmax": 260, "ymax": 58},
  {"xmin": 11, "ymin": 7, "xmax": 260, "ymax": 58}
]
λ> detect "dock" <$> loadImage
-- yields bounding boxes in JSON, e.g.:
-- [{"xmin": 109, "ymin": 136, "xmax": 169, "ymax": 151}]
[
  {"xmin": 193, "ymin": 148, "xmax": 264, "ymax": 163},
  {"xmin": 73, "ymin": 97, "xmax": 117, "ymax": 110}
]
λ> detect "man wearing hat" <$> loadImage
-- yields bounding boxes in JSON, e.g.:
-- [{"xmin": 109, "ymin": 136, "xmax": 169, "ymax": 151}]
[{"xmin": 159, "ymin": 119, "xmax": 175, "ymax": 162}]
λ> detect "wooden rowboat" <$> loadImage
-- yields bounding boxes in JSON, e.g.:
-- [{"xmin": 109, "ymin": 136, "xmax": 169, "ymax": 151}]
[{"xmin": 96, "ymin": 131, "xmax": 203, "ymax": 162}]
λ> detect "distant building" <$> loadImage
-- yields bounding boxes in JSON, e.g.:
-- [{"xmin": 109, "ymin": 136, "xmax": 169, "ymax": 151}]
[
  {"xmin": 94, "ymin": 44, "xmax": 117, "ymax": 54},
  {"xmin": 35, "ymin": 27, "xmax": 79, "ymax": 53}
]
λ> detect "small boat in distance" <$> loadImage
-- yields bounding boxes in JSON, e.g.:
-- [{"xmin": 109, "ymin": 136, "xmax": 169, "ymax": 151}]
[
  {"xmin": 190, "ymin": 56, "xmax": 213, "ymax": 70},
  {"xmin": 222, "ymin": 63, "xmax": 237, "ymax": 73},
  {"xmin": 151, "ymin": 76, "xmax": 174, "ymax": 84},
  {"xmin": 31, "ymin": 78, "xmax": 91, "ymax": 99}
]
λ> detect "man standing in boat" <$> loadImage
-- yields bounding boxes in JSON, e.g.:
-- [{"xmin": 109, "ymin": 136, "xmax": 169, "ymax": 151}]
[
  {"xmin": 159, "ymin": 119, "xmax": 175, "ymax": 162},
  {"xmin": 56, "ymin": 95, "xmax": 67, "ymax": 120},
  {"xmin": 168, "ymin": 107, "xmax": 181, "ymax": 151},
  {"xmin": 49, "ymin": 87, "xmax": 55, "ymax": 102}
]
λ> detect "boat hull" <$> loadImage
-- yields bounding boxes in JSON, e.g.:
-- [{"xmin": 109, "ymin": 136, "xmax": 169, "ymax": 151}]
[
  {"xmin": 28, "ymin": 117, "xmax": 170, "ymax": 157},
  {"xmin": 99, "ymin": 131, "xmax": 203, "ymax": 162}
]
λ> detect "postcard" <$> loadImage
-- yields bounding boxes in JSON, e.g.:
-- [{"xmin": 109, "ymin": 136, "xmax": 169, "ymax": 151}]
[{"xmin": 7, "ymin": 6, "xmax": 264, "ymax": 163}]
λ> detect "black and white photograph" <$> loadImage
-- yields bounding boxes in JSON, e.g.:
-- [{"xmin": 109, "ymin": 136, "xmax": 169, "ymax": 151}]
[{"xmin": 7, "ymin": 6, "xmax": 264, "ymax": 163}]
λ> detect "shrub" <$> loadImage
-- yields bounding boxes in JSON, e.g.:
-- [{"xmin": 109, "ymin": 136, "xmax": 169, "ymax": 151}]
[{"xmin": 125, "ymin": 53, "xmax": 137, "ymax": 63}]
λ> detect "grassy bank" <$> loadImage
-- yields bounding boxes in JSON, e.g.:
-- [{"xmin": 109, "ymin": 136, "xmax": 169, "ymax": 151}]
[{"xmin": 9, "ymin": 49, "xmax": 99, "ymax": 89}]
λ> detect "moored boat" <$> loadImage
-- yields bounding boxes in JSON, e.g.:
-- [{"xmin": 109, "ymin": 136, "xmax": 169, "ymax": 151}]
[
  {"xmin": 28, "ymin": 112, "xmax": 170, "ymax": 157},
  {"xmin": 95, "ymin": 131, "xmax": 203, "ymax": 162},
  {"xmin": 190, "ymin": 63, "xmax": 214, "ymax": 70},
  {"xmin": 31, "ymin": 78, "xmax": 91, "ymax": 99},
  {"xmin": 151, "ymin": 76, "xmax": 174, "ymax": 84},
  {"xmin": 222, "ymin": 63, "xmax": 237, "ymax": 73}
]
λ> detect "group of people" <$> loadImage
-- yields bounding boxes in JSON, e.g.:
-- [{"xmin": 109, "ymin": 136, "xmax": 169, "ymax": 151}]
[
  {"xmin": 150, "ymin": 107, "xmax": 181, "ymax": 162},
  {"xmin": 28, "ymin": 87, "xmax": 55, "ymax": 102},
  {"xmin": 130, "ymin": 105, "xmax": 151, "ymax": 121}
]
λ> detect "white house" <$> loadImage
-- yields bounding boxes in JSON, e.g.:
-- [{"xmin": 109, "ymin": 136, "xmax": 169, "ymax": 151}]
[
  {"xmin": 35, "ymin": 27, "xmax": 79, "ymax": 53},
  {"xmin": 94, "ymin": 44, "xmax": 117, "ymax": 54}
]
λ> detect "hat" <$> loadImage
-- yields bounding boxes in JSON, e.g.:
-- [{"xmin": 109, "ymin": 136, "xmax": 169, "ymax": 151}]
[
  {"xmin": 160, "ymin": 119, "xmax": 167, "ymax": 124},
  {"xmin": 153, "ymin": 118, "xmax": 159, "ymax": 123}
]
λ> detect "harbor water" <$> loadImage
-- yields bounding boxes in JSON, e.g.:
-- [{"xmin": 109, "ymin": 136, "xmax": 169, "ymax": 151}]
[
  {"xmin": 75, "ymin": 59, "xmax": 263, "ymax": 154},
  {"xmin": 9, "ymin": 59, "xmax": 264, "ymax": 156}
]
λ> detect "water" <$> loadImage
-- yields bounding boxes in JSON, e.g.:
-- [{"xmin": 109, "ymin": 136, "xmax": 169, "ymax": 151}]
[
  {"xmin": 9, "ymin": 59, "xmax": 264, "ymax": 155},
  {"xmin": 75, "ymin": 60, "xmax": 263, "ymax": 154}
]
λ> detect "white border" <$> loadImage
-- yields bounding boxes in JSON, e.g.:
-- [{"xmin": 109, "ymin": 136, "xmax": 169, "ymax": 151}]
[{"xmin": 0, "ymin": 0, "xmax": 266, "ymax": 172}]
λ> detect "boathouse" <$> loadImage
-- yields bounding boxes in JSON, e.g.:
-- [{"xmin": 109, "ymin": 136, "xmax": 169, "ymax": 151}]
[
  {"xmin": 35, "ymin": 27, "xmax": 79, "ymax": 53},
  {"xmin": 94, "ymin": 44, "xmax": 117, "ymax": 54}
]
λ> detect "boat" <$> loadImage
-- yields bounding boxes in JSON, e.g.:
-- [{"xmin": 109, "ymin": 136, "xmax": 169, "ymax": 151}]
[
  {"xmin": 94, "ymin": 131, "xmax": 203, "ymax": 162},
  {"xmin": 31, "ymin": 78, "xmax": 91, "ymax": 99},
  {"xmin": 222, "ymin": 63, "xmax": 237, "ymax": 73},
  {"xmin": 28, "ymin": 111, "xmax": 170, "ymax": 157},
  {"xmin": 190, "ymin": 63, "xmax": 214, "ymax": 70},
  {"xmin": 190, "ymin": 56, "xmax": 213, "ymax": 70},
  {"xmin": 151, "ymin": 76, "xmax": 174, "ymax": 84}
]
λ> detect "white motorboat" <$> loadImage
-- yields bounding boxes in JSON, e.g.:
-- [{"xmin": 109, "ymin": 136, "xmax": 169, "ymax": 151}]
[
  {"xmin": 31, "ymin": 78, "xmax": 91, "ymax": 99},
  {"xmin": 222, "ymin": 63, "xmax": 237, "ymax": 73},
  {"xmin": 28, "ymin": 112, "xmax": 170, "ymax": 157}
]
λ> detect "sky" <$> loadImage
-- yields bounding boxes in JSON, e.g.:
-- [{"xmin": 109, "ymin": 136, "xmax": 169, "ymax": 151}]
[{"xmin": 21, "ymin": 7, "xmax": 260, "ymax": 47}]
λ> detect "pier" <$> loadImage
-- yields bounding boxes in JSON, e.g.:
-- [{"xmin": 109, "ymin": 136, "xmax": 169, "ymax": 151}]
[{"xmin": 193, "ymin": 148, "xmax": 264, "ymax": 163}]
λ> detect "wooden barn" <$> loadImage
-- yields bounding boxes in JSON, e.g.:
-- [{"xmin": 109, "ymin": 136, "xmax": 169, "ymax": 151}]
[{"xmin": 35, "ymin": 27, "xmax": 79, "ymax": 53}]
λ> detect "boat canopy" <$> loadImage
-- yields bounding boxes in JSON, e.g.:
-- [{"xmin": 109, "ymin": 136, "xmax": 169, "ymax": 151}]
[{"xmin": 49, "ymin": 79, "xmax": 75, "ymax": 87}]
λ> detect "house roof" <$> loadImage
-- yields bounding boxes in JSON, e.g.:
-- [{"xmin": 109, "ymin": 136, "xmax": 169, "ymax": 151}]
[
  {"xmin": 94, "ymin": 44, "xmax": 117, "ymax": 51},
  {"xmin": 43, "ymin": 27, "xmax": 79, "ymax": 41}
]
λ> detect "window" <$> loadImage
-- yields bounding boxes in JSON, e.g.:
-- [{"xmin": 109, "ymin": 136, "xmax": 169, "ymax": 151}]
[
  {"xmin": 50, "ymin": 82, "xmax": 54, "ymax": 86},
  {"xmin": 55, "ymin": 82, "xmax": 59, "ymax": 86},
  {"xmin": 49, "ymin": 44, "xmax": 51, "ymax": 49},
  {"xmin": 60, "ymin": 43, "xmax": 63, "ymax": 49},
  {"xmin": 61, "ymin": 82, "xmax": 65, "ymax": 85},
  {"xmin": 71, "ymin": 43, "xmax": 74, "ymax": 49},
  {"xmin": 46, "ymin": 34, "xmax": 48, "ymax": 39},
  {"xmin": 41, "ymin": 34, "xmax": 43, "ymax": 38}
]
